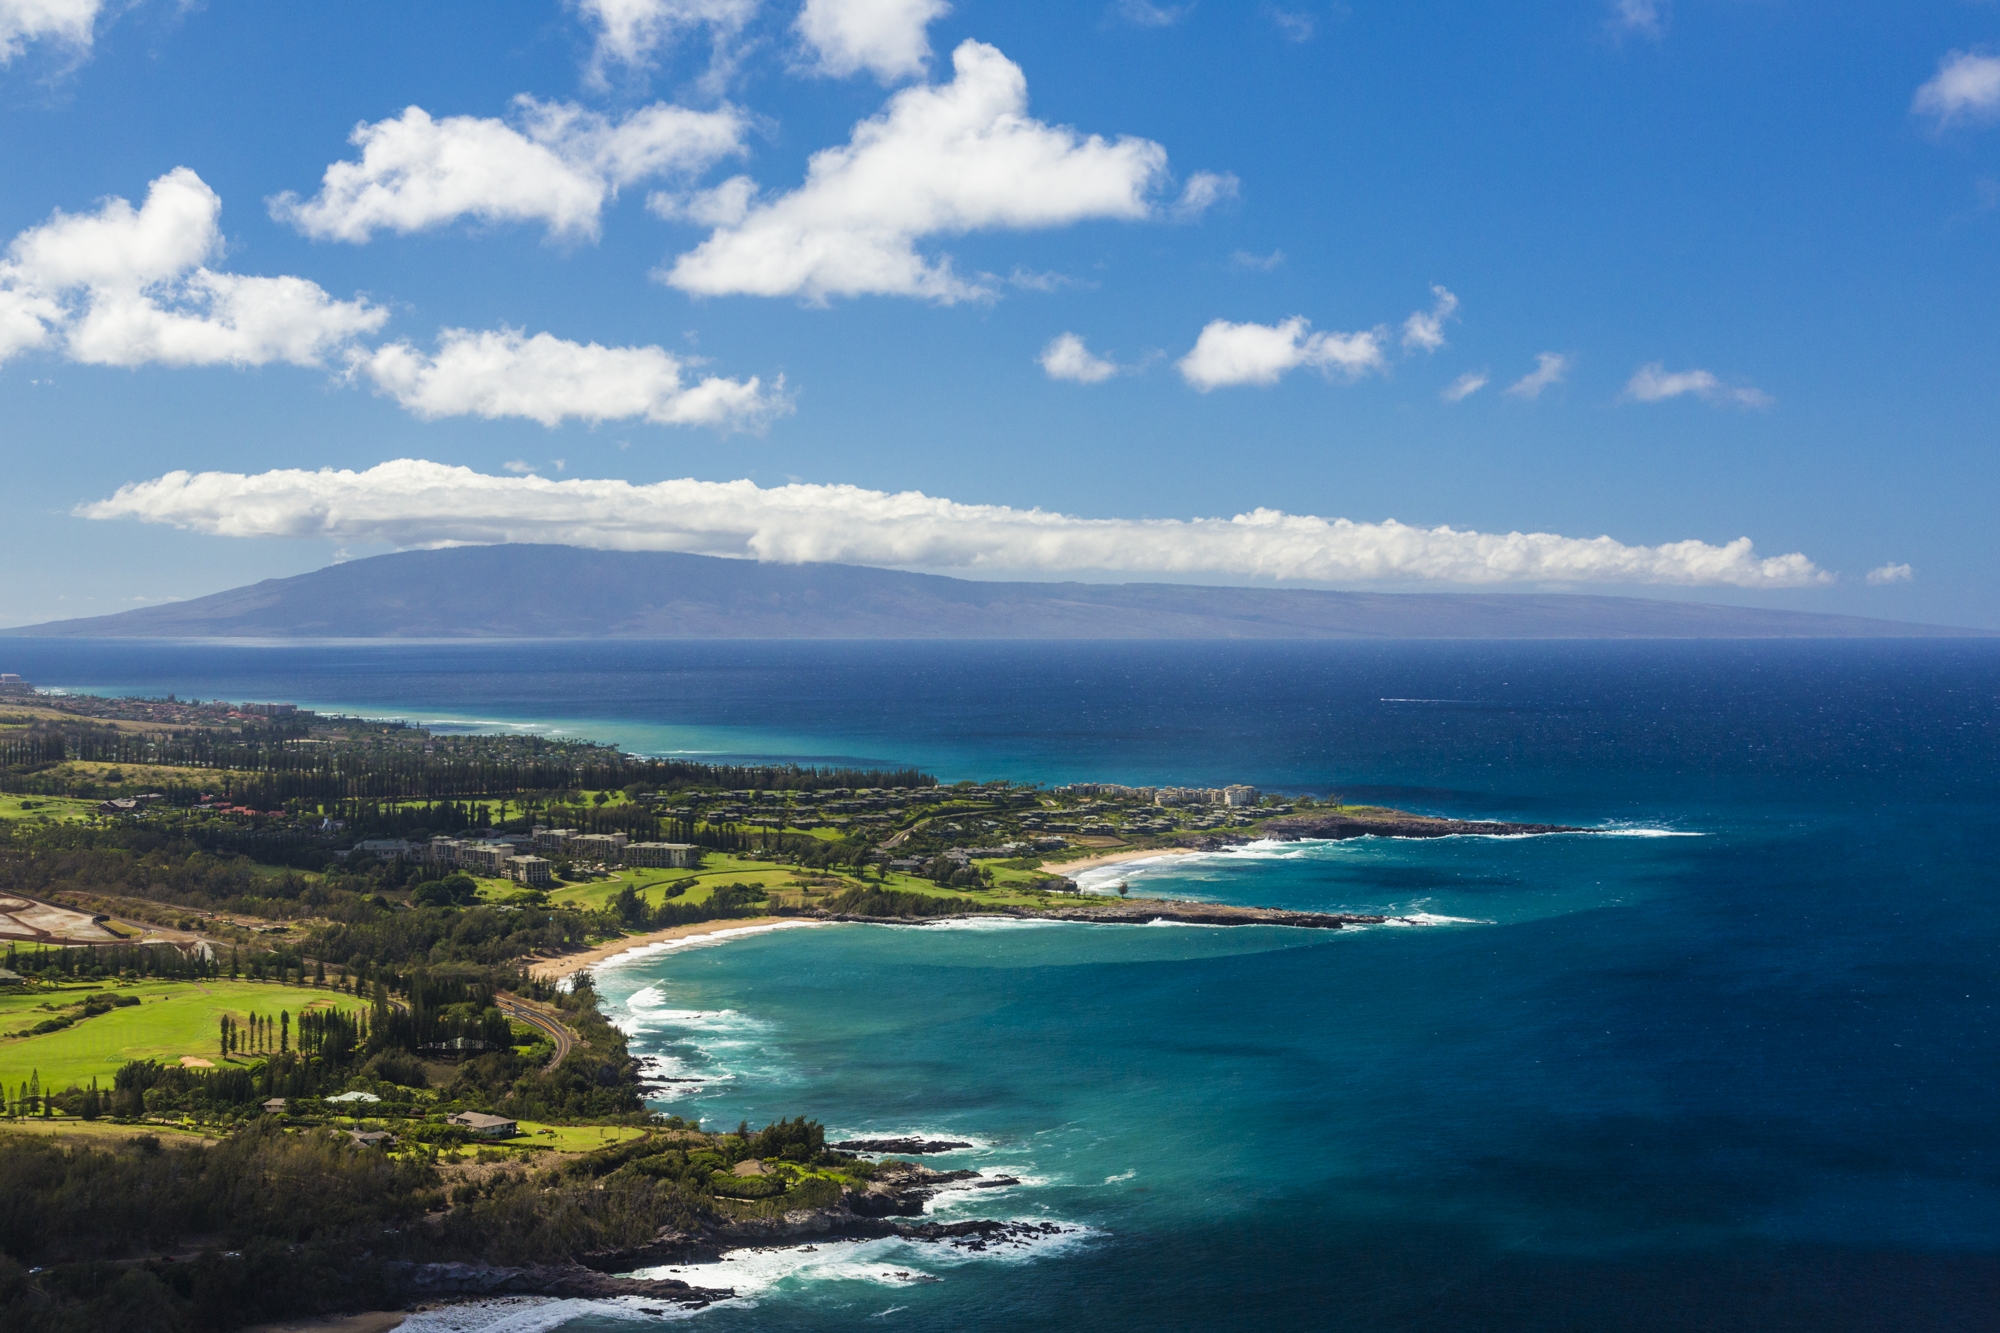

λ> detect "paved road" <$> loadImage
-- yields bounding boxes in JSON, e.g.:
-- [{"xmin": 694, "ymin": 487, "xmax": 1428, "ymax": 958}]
[{"xmin": 497, "ymin": 994, "xmax": 576, "ymax": 1068}]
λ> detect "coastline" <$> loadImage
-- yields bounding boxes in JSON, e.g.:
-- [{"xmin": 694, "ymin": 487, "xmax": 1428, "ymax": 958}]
[
  {"xmin": 1046, "ymin": 846, "xmax": 1206, "ymax": 877},
  {"xmin": 526, "ymin": 916, "xmax": 810, "ymax": 981}
]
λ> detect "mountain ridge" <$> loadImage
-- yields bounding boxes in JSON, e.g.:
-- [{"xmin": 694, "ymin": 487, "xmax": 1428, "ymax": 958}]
[{"xmin": 2, "ymin": 546, "xmax": 1984, "ymax": 640}]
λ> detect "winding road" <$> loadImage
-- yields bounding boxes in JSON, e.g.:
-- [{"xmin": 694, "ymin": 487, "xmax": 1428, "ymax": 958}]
[{"xmin": 497, "ymin": 993, "xmax": 576, "ymax": 1068}]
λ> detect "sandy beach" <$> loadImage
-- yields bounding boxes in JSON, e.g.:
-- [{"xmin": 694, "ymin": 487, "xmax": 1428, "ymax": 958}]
[
  {"xmin": 241, "ymin": 1314, "xmax": 407, "ymax": 1333},
  {"xmin": 526, "ymin": 916, "xmax": 806, "ymax": 981},
  {"xmin": 1046, "ymin": 846, "xmax": 1207, "ymax": 877}
]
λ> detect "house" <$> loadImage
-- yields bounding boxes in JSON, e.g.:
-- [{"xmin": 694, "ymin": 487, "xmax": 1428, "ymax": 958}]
[
  {"xmin": 623, "ymin": 842, "xmax": 702, "ymax": 869},
  {"xmin": 507, "ymin": 855, "xmax": 553, "ymax": 887},
  {"xmin": 348, "ymin": 1129, "xmax": 394, "ymax": 1147},
  {"xmin": 354, "ymin": 839, "xmax": 415, "ymax": 860},
  {"xmin": 99, "ymin": 798, "xmax": 142, "ymax": 816},
  {"xmin": 326, "ymin": 1090, "xmax": 381, "ymax": 1105},
  {"xmin": 262, "ymin": 1097, "xmax": 288, "ymax": 1114},
  {"xmin": 447, "ymin": 1111, "xmax": 518, "ymax": 1138},
  {"xmin": 0, "ymin": 968, "xmax": 24, "ymax": 987}
]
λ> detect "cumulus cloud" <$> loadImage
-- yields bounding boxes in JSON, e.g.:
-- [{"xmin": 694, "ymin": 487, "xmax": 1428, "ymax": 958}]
[
  {"xmin": 1039, "ymin": 331, "xmax": 1117, "ymax": 383},
  {"xmin": 1609, "ymin": 0, "xmax": 1665, "ymax": 38},
  {"xmin": 1506, "ymin": 352, "xmax": 1570, "ymax": 400},
  {"xmin": 352, "ymin": 327, "xmax": 785, "ymax": 429},
  {"xmin": 79, "ymin": 459, "xmax": 1831, "ymax": 589},
  {"xmin": 1624, "ymin": 362, "xmax": 1771, "ymax": 408},
  {"xmin": 659, "ymin": 41, "xmax": 1174, "ymax": 302},
  {"xmin": 1866, "ymin": 562, "xmax": 1913, "ymax": 586},
  {"xmin": 0, "ymin": 167, "xmax": 385, "ymax": 369},
  {"xmin": 0, "ymin": 0, "xmax": 100, "ymax": 64},
  {"xmin": 1442, "ymin": 370, "xmax": 1488, "ymax": 402},
  {"xmin": 270, "ymin": 99, "xmax": 747, "ymax": 243},
  {"xmin": 1913, "ymin": 51, "xmax": 2000, "ymax": 129},
  {"xmin": 795, "ymin": 0, "xmax": 948, "ymax": 82},
  {"xmin": 1400, "ymin": 285, "xmax": 1458, "ymax": 352},
  {"xmin": 574, "ymin": 0, "xmax": 759, "ymax": 88},
  {"xmin": 1177, "ymin": 316, "xmax": 1385, "ymax": 391}
]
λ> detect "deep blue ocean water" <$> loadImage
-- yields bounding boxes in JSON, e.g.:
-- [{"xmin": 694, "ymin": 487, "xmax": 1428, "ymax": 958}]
[{"xmin": 4, "ymin": 638, "xmax": 1998, "ymax": 1330}]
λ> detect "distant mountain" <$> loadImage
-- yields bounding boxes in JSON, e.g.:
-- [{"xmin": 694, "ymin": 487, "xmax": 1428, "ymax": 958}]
[{"xmin": 1, "ymin": 546, "xmax": 1983, "ymax": 639}]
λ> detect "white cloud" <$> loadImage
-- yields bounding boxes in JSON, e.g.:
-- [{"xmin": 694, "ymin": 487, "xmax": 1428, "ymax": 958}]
[
  {"xmin": 504, "ymin": 459, "xmax": 538, "ymax": 474},
  {"xmin": 1609, "ymin": 0, "xmax": 1665, "ymax": 38},
  {"xmin": 1506, "ymin": 352, "xmax": 1570, "ymax": 400},
  {"xmin": 574, "ymin": 0, "xmax": 759, "ymax": 88},
  {"xmin": 1177, "ymin": 316, "xmax": 1385, "ymax": 391},
  {"xmin": 1229, "ymin": 249, "xmax": 1285, "ymax": 272},
  {"xmin": 1268, "ymin": 8, "xmax": 1315, "ymax": 43},
  {"xmin": 353, "ymin": 327, "xmax": 785, "ymax": 429},
  {"xmin": 79, "ymin": 458, "xmax": 1831, "ymax": 589},
  {"xmin": 1171, "ymin": 171, "xmax": 1239, "ymax": 220},
  {"xmin": 270, "ymin": 99, "xmax": 747, "ymax": 244},
  {"xmin": 1039, "ymin": 332, "xmax": 1117, "ymax": 384},
  {"xmin": 1866, "ymin": 562, "xmax": 1913, "ymax": 586},
  {"xmin": 796, "ymin": 0, "xmax": 948, "ymax": 82},
  {"xmin": 1913, "ymin": 51, "xmax": 2000, "ymax": 129},
  {"xmin": 1400, "ymin": 285, "xmax": 1458, "ymax": 352},
  {"xmin": 1624, "ymin": 362, "xmax": 1771, "ymax": 408},
  {"xmin": 0, "ymin": 167, "xmax": 385, "ymax": 369},
  {"xmin": 1442, "ymin": 370, "xmax": 1488, "ymax": 402},
  {"xmin": 660, "ymin": 41, "xmax": 1173, "ymax": 302},
  {"xmin": 1114, "ymin": 0, "xmax": 1186, "ymax": 27},
  {"xmin": 0, "ymin": 0, "xmax": 101, "ymax": 64}
]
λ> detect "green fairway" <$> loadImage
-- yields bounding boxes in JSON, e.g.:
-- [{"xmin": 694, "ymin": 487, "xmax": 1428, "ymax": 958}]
[
  {"xmin": 0, "ymin": 794, "xmax": 99, "ymax": 824},
  {"xmin": 544, "ymin": 853, "xmax": 804, "ymax": 912},
  {"xmin": 0, "ymin": 980, "xmax": 365, "ymax": 1094}
]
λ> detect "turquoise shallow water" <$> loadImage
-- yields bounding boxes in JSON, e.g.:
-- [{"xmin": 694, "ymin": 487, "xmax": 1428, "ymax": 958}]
[{"xmin": 5, "ymin": 638, "xmax": 1998, "ymax": 1329}]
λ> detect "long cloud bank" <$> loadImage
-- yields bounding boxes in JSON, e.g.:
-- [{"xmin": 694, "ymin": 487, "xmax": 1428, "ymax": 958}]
[{"xmin": 79, "ymin": 459, "xmax": 1830, "ymax": 588}]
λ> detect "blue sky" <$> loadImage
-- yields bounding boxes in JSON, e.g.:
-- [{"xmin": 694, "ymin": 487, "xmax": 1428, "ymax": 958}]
[{"xmin": 1, "ymin": 1, "xmax": 1996, "ymax": 626}]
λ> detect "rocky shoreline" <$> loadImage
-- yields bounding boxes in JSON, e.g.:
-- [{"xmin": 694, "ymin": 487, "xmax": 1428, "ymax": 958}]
[
  {"xmin": 578, "ymin": 1160, "xmax": 1058, "ymax": 1272},
  {"xmin": 1256, "ymin": 812, "xmax": 1590, "ymax": 840}
]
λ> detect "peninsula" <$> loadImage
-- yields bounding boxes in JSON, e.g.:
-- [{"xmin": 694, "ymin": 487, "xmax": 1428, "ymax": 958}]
[{"xmin": 0, "ymin": 689, "xmax": 1578, "ymax": 1329}]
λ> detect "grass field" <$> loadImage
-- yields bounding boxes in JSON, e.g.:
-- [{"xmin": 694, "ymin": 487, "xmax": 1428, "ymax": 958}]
[
  {"xmin": 0, "ymin": 980, "xmax": 365, "ymax": 1093},
  {"xmin": 0, "ymin": 794, "xmax": 100, "ymax": 824},
  {"xmin": 543, "ymin": 853, "xmax": 809, "ymax": 913}
]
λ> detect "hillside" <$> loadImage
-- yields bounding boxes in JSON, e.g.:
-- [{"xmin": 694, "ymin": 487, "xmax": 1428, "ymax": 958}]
[{"xmin": 0, "ymin": 546, "xmax": 1980, "ymax": 639}]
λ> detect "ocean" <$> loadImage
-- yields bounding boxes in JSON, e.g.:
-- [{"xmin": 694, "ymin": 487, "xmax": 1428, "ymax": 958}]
[{"xmin": 5, "ymin": 637, "xmax": 1998, "ymax": 1330}]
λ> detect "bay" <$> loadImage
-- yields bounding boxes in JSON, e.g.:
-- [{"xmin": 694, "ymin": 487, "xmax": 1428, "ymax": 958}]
[{"xmin": 6, "ymin": 637, "xmax": 1997, "ymax": 1329}]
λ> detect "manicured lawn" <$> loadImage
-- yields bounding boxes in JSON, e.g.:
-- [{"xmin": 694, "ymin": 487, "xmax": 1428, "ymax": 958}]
[
  {"xmin": 545, "ymin": 854, "xmax": 804, "ymax": 912},
  {"xmin": 0, "ymin": 795, "xmax": 99, "ymax": 824},
  {"xmin": 0, "ymin": 980, "xmax": 365, "ymax": 1094},
  {"xmin": 492, "ymin": 1119, "xmax": 650, "ymax": 1152}
]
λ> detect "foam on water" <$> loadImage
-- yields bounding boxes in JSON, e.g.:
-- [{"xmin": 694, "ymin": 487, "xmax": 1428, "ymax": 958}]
[
  {"xmin": 634, "ymin": 1223, "xmax": 1095, "ymax": 1298},
  {"xmin": 594, "ymin": 921, "xmax": 829, "ymax": 977}
]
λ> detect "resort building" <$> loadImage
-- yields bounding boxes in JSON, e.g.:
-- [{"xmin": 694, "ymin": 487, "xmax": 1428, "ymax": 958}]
[
  {"xmin": 455, "ymin": 841, "xmax": 520, "ymax": 875},
  {"xmin": 507, "ymin": 855, "xmax": 553, "ymax": 887},
  {"xmin": 624, "ymin": 842, "xmax": 702, "ymax": 869},
  {"xmin": 569, "ymin": 832, "xmax": 629, "ymax": 861},
  {"xmin": 533, "ymin": 827, "xmax": 577, "ymax": 854}
]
